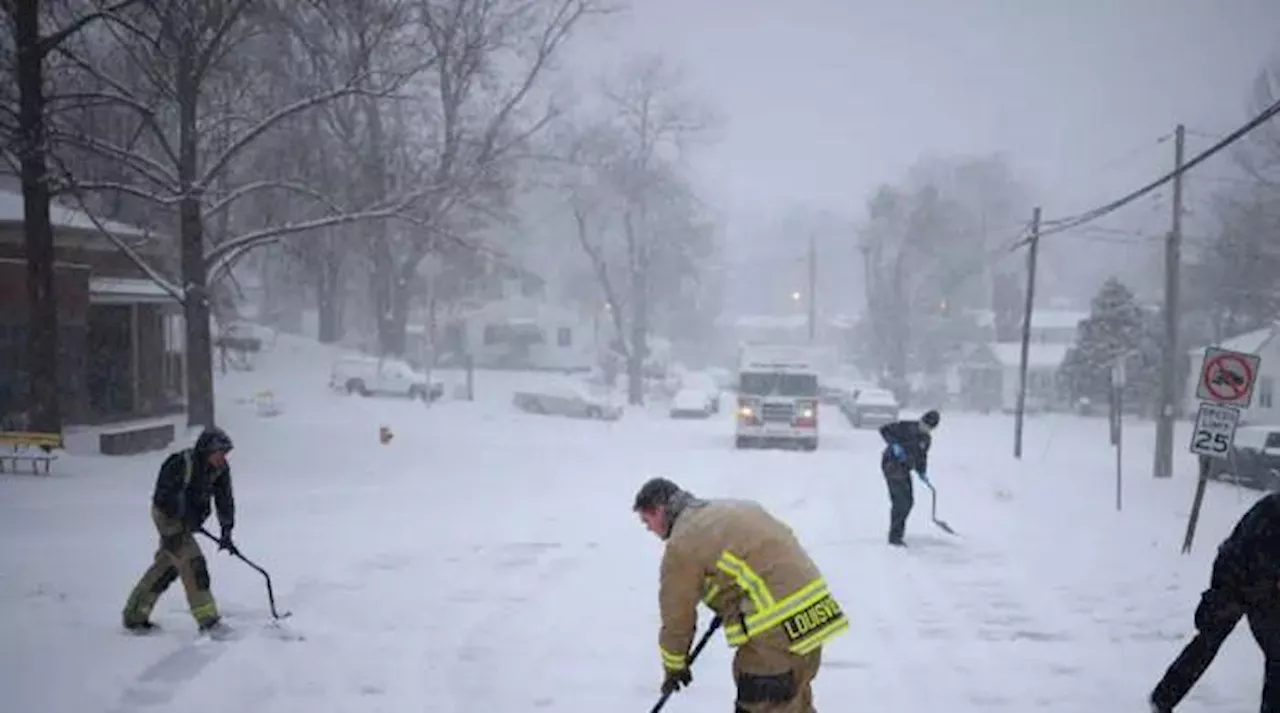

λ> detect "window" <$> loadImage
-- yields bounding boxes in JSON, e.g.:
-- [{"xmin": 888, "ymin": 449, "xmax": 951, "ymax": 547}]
[
  {"xmin": 1261, "ymin": 376, "xmax": 1275, "ymax": 409},
  {"xmin": 557, "ymin": 327, "xmax": 572, "ymax": 347}
]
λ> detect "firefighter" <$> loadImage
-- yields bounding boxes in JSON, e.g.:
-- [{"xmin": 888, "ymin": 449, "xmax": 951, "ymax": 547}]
[
  {"xmin": 878, "ymin": 409, "xmax": 939, "ymax": 546},
  {"xmin": 1150, "ymin": 491, "xmax": 1280, "ymax": 712},
  {"xmin": 122, "ymin": 426, "xmax": 238, "ymax": 634},
  {"xmin": 633, "ymin": 477, "xmax": 848, "ymax": 713}
]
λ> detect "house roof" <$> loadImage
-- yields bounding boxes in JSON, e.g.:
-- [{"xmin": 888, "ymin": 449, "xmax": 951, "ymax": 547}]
[
  {"xmin": 969, "ymin": 308, "xmax": 1088, "ymax": 330},
  {"xmin": 1186, "ymin": 323, "xmax": 1279, "ymax": 357},
  {"xmin": 989, "ymin": 342, "xmax": 1072, "ymax": 369},
  {"xmin": 0, "ymin": 188, "xmax": 152, "ymax": 239}
]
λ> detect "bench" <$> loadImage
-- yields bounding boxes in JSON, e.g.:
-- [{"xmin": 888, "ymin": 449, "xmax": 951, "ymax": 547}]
[{"xmin": 0, "ymin": 431, "xmax": 63, "ymax": 475}]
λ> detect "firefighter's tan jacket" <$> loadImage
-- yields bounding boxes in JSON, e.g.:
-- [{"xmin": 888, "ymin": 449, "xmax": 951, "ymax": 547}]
[{"xmin": 657, "ymin": 497, "xmax": 847, "ymax": 672}]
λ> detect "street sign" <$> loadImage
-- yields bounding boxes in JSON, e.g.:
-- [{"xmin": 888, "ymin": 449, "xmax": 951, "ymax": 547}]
[
  {"xmin": 1188, "ymin": 402, "xmax": 1241, "ymax": 460},
  {"xmin": 1195, "ymin": 346, "xmax": 1261, "ymax": 408}
]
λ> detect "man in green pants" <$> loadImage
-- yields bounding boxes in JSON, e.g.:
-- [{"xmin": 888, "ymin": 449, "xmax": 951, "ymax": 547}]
[{"xmin": 122, "ymin": 426, "xmax": 238, "ymax": 634}]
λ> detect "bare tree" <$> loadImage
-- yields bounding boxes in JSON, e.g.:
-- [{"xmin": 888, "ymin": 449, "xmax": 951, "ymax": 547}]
[
  {"xmin": 359, "ymin": 0, "xmax": 604, "ymax": 358},
  {"xmin": 553, "ymin": 54, "xmax": 719, "ymax": 404},
  {"xmin": 0, "ymin": 0, "xmax": 141, "ymax": 432},
  {"xmin": 44, "ymin": 0, "xmax": 419, "ymax": 426}
]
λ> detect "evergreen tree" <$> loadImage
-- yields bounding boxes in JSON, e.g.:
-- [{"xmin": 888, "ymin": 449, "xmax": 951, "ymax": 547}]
[{"xmin": 1061, "ymin": 277, "xmax": 1162, "ymax": 409}]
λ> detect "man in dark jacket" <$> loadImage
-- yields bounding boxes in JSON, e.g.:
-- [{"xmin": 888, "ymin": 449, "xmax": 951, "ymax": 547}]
[
  {"xmin": 878, "ymin": 409, "xmax": 939, "ymax": 546},
  {"xmin": 1150, "ymin": 492, "xmax": 1280, "ymax": 712},
  {"xmin": 122, "ymin": 426, "xmax": 238, "ymax": 634}
]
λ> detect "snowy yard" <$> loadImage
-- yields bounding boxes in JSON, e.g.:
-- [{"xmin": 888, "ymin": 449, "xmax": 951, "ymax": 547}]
[{"xmin": 0, "ymin": 335, "xmax": 1264, "ymax": 713}]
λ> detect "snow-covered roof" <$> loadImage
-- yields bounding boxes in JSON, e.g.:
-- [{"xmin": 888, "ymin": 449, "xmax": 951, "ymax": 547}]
[
  {"xmin": 89, "ymin": 276, "xmax": 179, "ymax": 304},
  {"xmin": 989, "ymin": 342, "xmax": 1071, "ymax": 369},
  {"xmin": 969, "ymin": 308, "xmax": 1088, "ymax": 330},
  {"xmin": 0, "ymin": 188, "xmax": 152, "ymax": 238},
  {"xmin": 1186, "ymin": 323, "xmax": 1278, "ymax": 356}
]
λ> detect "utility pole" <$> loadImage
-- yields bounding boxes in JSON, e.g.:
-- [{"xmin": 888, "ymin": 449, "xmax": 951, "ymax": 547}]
[
  {"xmin": 1154, "ymin": 124, "xmax": 1186, "ymax": 479},
  {"xmin": 807, "ymin": 232, "xmax": 817, "ymax": 342},
  {"xmin": 1013, "ymin": 207, "xmax": 1042, "ymax": 459}
]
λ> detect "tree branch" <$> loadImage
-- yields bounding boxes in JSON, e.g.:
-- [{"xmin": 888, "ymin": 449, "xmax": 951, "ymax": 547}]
[
  {"xmin": 197, "ymin": 78, "xmax": 373, "ymax": 189},
  {"xmin": 205, "ymin": 179, "xmax": 345, "ymax": 219},
  {"xmin": 38, "ymin": 0, "xmax": 144, "ymax": 55}
]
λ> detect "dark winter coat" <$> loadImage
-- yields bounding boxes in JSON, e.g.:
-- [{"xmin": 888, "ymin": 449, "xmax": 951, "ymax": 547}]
[
  {"xmin": 151, "ymin": 433, "xmax": 235, "ymax": 532},
  {"xmin": 1200, "ymin": 492, "xmax": 1280, "ymax": 624},
  {"xmin": 878, "ymin": 419, "xmax": 932, "ymax": 474}
]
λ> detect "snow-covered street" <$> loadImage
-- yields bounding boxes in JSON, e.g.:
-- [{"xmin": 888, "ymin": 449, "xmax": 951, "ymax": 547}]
[{"xmin": 0, "ymin": 336, "xmax": 1264, "ymax": 713}]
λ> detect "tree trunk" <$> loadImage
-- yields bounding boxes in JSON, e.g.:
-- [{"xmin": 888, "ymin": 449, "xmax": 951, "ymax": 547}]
[
  {"xmin": 14, "ymin": 0, "xmax": 62, "ymax": 432},
  {"xmin": 177, "ymin": 40, "xmax": 213, "ymax": 428},
  {"xmin": 376, "ymin": 272, "xmax": 411, "ymax": 357},
  {"xmin": 626, "ymin": 265, "xmax": 648, "ymax": 406},
  {"xmin": 316, "ymin": 255, "xmax": 342, "ymax": 344}
]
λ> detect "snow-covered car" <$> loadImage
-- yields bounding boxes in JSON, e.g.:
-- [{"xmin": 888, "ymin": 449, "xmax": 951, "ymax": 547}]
[
  {"xmin": 679, "ymin": 373, "xmax": 721, "ymax": 414},
  {"xmin": 512, "ymin": 382, "xmax": 623, "ymax": 421},
  {"xmin": 670, "ymin": 388, "xmax": 717, "ymax": 419},
  {"xmin": 329, "ymin": 356, "xmax": 444, "ymax": 402},
  {"xmin": 842, "ymin": 387, "xmax": 900, "ymax": 428},
  {"xmin": 1206, "ymin": 425, "xmax": 1280, "ymax": 491}
]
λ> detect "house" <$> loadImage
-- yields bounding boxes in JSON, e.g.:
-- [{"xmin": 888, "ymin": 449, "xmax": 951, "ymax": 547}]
[
  {"xmin": 423, "ymin": 270, "xmax": 599, "ymax": 372},
  {"xmin": 952, "ymin": 308, "xmax": 1086, "ymax": 412},
  {"xmin": 1183, "ymin": 323, "xmax": 1280, "ymax": 426},
  {"xmin": 0, "ymin": 188, "xmax": 185, "ymax": 454},
  {"xmin": 956, "ymin": 342, "xmax": 1071, "ymax": 413}
]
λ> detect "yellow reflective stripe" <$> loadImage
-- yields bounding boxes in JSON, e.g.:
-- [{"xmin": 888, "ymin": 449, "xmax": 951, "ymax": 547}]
[
  {"xmin": 192, "ymin": 602, "xmax": 218, "ymax": 620},
  {"xmin": 741, "ymin": 579, "xmax": 830, "ymax": 636},
  {"xmin": 789, "ymin": 615, "xmax": 849, "ymax": 655},
  {"xmin": 702, "ymin": 580, "xmax": 721, "ymax": 606},
  {"xmin": 715, "ymin": 551, "xmax": 775, "ymax": 613},
  {"xmin": 724, "ymin": 578, "xmax": 829, "ymax": 641},
  {"xmin": 660, "ymin": 647, "xmax": 687, "ymax": 670}
]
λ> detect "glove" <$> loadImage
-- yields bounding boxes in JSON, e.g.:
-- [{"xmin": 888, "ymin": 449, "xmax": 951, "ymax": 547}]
[
  {"xmin": 661, "ymin": 667, "xmax": 692, "ymax": 695},
  {"xmin": 889, "ymin": 443, "xmax": 906, "ymax": 461},
  {"xmin": 218, "ymin": 526, "xmax": 238, "ymax": 556}
]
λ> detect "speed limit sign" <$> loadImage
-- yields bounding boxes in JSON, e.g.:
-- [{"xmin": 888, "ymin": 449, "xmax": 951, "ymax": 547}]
[{"xmin": 1189, "ymin": 402, "xmax": 1241, "ymax": 460}]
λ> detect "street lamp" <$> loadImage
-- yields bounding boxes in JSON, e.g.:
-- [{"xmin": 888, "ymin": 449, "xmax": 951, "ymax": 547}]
[{"xmin": 790, "ymin": 291, "xmax": 801, "ymax": 302}]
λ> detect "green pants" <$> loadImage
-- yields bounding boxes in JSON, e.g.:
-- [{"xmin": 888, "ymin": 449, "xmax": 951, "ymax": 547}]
[{"xmin": 122, "ymin": 506, "xmax": 220, "ymax": 628}]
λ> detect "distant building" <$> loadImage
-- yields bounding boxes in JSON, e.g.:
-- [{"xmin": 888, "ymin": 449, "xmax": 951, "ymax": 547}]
[
  {"xmin": 0, "ymin": 189, "xmax": 184, "ymax": 453},
  {"xmin": 954, "ymin": 308, "xmax": 1088, "ymax": 412}
]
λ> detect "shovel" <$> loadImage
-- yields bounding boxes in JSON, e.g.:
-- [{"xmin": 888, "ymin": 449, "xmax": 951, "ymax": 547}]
[
  {"xmin": 922, "ymin": 480, "xmax": 957, "ymax": 535},
  {"xmin": 649, "ymin": 616, "xmax": 722, "ymax": 713}
]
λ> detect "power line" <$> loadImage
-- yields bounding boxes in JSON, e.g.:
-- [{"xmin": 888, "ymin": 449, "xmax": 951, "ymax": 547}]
[{"xmin": 1011, "ymin": 95, "xmax": 1280, "ymax": 249}]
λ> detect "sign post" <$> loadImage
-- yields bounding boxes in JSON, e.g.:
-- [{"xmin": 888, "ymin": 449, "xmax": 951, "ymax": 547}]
[
  {"xmin": 1111, "ymin": 358, "xmax": 1125, "ymax": 512},
  {"xmin": 1181, "ymin": 346, "xmax": 1260, "ymax": 553}
]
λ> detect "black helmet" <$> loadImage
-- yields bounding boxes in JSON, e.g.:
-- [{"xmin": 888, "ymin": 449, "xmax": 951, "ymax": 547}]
[
  {"xmin": 921, "ymin": 410, "xmax": 940, "ymax": 428},
  {"xmin": 195, "ymin": 426, "xmax": 234, "ymax": 454},
  {"xmin": 633, "ymin": 476, "xmax": 682, "ymax": 511}
]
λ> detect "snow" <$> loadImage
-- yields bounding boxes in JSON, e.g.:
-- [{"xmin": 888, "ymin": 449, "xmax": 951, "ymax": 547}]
[
  {"xmin": 972, "ymin": 309, "xmax": 1089, "ymax": 331},
  {"xmin": 0, "ymin": 188, "xmax": 151, "ymax": 238},
  {"xmin": 1185, "ymin": 322, "xmax": 1279, "ymax": 357},
  {"xmin": 0, "ymin": 332, "xmax": 1266, "ymax": 713},
  {"xmin": 991, "ymin": 342, "xmax": 1072, "ymax": 369}
]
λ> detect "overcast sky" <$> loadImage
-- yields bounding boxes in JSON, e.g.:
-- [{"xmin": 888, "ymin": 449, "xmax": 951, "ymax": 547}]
[{"xmin": 567, "ymin": 0, "xmax": 1279, "ymax": 239}]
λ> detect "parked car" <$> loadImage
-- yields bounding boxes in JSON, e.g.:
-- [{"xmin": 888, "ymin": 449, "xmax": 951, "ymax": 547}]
[
  {"xmin": 841, "ymin": 387, "xmax": 900, "ymax": 428},
  {"xmin": 679, "ymin": 372, "xmax": 721, "ymax": 414},
  {"xmin": 670, "ymin": 387, "xmax": 717, "ymax": 419},
  {"xmin": 512, "ymin": 382, "xmax": 623, "ymax": 421},
  {"xmin": 1206, "ymin": 425, "xmax": 1280, "ymax": 491},
  {"xmin": 329, "ymin": 356, "xmax": 444, "ymax": 401}
]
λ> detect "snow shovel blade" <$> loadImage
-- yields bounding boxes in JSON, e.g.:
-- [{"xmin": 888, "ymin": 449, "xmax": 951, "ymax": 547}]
[{"xmin": 925, "ymin": 482, "xmax": 958, "ymax": 536}]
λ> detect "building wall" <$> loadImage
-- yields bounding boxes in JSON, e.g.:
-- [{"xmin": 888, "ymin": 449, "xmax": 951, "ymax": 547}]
[{"xmin": 0, "ymin": 259, "xmax": 91, "ymax": 423}]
